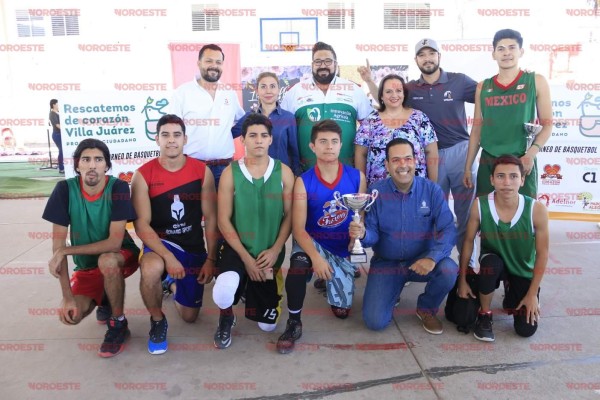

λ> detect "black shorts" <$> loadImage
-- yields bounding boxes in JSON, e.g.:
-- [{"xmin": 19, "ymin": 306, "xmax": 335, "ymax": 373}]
[
  {"xmin": 445, "ymin": 254, "xmax": 540, "ymax": 326},
  {"xmin": 217, "ymin": 242, "xmax": 284, "ymax": 324},
  {"xmin": 477, "ymin": 254, "xmax": 539, "ymax": 308}
]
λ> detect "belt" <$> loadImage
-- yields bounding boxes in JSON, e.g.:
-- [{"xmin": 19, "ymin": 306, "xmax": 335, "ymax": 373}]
[{"xmin": 200, "ymin": 158, "xmax": 232, "ymax": 166}]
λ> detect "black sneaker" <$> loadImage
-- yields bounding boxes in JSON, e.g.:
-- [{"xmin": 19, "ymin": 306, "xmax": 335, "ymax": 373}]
[
  {"xmin": 96, "ymin": 295, "xmax": 112, "ymax": 325},
  {"xmin": 214, "ymin": 314, "xmax": 236, "ymax": 349},
  {"xmin": 148, "ymin": 315, "xmax": 168, "ymax": 355},
  {"xmin": 98, "ymin": 317, "xmax": 131, "ymax": 357},
  {"xmin": 276, "ymin": 319, "xmax": 303, "ymax": 354},
  {"xmin": 474, "ymin": 312, "xmax": 495, "ymax": 342}
]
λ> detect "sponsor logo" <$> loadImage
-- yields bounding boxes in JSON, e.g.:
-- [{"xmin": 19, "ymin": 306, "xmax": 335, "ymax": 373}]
[
  {"xmin": 583, "ymin": 171, "xmax": 597, "ymax": 183},
  {"xmin": 540, "ymin": 164, "xmax": 563, "ymax": 185},
  {"xmin": 317, "ymin": 194, "xmax": 349, "ymax": 228},
  {"xmin": 140, "ymin": 97, "xmax": 169, "ymax": 140},
  {"xmin": 307, "ymin": 107, "xmax": 322, "ymax": 122}
]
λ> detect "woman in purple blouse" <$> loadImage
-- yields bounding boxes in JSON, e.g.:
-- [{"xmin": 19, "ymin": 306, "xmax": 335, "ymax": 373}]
[{"xmin": 354, "ymin": 74, "xmax": 438, "ymax": 187}]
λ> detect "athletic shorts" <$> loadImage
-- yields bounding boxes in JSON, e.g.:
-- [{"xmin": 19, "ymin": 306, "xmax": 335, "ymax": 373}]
[
  {"xmin": 292, "ymin": 240, "xmax": 358, "ymax": 309},
  {"xmin": 71, "ymin": 249, "xmax": 139, "ymax": 305},
  {"xmin": 462, "ymin": 255, "xmax": 540, "ymax": 315},
  {"xmin": 143, "ymin": 240, "xmax": 207, "ymax": 308},
  {"xmin": 217, "ymin": 242, "xmax": 284, "ymax": 324}
]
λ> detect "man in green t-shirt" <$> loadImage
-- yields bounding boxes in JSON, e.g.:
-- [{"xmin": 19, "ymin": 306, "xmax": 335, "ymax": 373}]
[
  {"xmin": 42, "ymin": 138, "xmax": 140, "ymax": 358},
  {"xmin": 450, "ymin": 155, "xmax": 548, "ymax": 342},
  {"xmin": 464, "ymin": 29, "xmax": 553, "ymax": 198},
  {"xmin": 281, "ymin": 41, "xmax": 372, "ymax": 171},
  {"xmin": 212, "ymin": 113, "xmax": 294, "ymax": 349}
]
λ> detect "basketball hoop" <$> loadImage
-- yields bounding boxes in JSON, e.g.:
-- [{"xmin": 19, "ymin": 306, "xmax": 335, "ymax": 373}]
[{"xmin": 282, "ymin": 44, "xmax": 298, "ymax": 52}]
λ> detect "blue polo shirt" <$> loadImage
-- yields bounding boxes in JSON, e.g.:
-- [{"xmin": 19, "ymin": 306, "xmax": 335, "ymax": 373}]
[
  {"xmin": 361, "ymin": 176, "xmax": 456, "ymax": 266},
  {"xmin": 231, "ymin": 104, "xmax": 302, "ymax": 175},
  {"xmin": 406, "ymin": 69, "xmax": 477, "ymax": 149}
]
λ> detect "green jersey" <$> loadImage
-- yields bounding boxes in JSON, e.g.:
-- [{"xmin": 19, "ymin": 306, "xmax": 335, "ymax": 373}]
[
  {"xmin": 56, "ymin": 176, "xmax": 139, "ymax": 271},
  {"xmin": 480, "ymin": 70, "xmax": 537, "ymax": 157},
  {"xmin": 231, "ymin": 158, "xmax": 285, "ymax": 266},
  {"xmin": 479, "ymin": 193, "xmax": 536, "ymax": 279}
]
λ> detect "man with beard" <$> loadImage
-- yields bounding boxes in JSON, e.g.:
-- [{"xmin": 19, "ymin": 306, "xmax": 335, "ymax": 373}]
[
  {"xmin": 358, "ymin": 38, "xmax": 478, "ymax": 272},
  {"xmin": 42, "ymin": 138, "xmax": 140, "ymax": 357},
  {"xmin": 281, "ymin": 42, "xmax": 372, "ymax": 172},
  {"xmin": 171, "ymin": 43, "xmax": 245, "ymax": 187}
]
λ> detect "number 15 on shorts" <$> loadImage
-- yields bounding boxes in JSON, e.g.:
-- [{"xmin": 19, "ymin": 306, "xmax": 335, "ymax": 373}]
[{"xmin": 263, "ymin": 309, "xmax": 277, "ymax": 320}]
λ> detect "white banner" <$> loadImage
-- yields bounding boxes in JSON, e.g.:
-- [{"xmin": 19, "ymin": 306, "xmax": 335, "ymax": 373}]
[
  {"xmin": 537, "ymin": 85, "xmax": 600, "ymax": 215},
  {"xmin": 61, "ymin": 92, "xmax": 170, "ymax": 183}
]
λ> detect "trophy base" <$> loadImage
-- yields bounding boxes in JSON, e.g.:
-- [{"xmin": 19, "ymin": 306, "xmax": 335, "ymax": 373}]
[{"xmin": 350, "ymin": 253, "xmax": 367, "ymax": 264}]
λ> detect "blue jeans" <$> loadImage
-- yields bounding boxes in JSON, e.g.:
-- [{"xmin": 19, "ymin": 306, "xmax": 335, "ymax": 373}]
[
  {"xmin": 438, "ymin": 141, "xmax": 476, "ymax": 267},
  {"xmin": 208, "ymin": 164, "xmax": 228, "ymax": 190},
  {"xmin": 362, "ymin": 256, "xmax": 458, "ymax": 331}
]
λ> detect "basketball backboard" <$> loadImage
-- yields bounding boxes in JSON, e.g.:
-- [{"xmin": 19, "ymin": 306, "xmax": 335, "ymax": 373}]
[{"xmin": 259, "ymin": 18, "xmax": 318, "ymax": 52}]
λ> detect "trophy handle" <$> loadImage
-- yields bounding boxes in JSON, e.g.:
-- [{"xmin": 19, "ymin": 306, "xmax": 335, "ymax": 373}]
[
  {"xmin": 333, "ymin": 191, "xmax": 348, "ymax": 210},
  {"xmin": 364, "ymin": 189, "xmax": 379, "ymax": 212}
]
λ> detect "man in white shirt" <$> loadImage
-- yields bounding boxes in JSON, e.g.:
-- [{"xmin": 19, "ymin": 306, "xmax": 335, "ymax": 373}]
[{"xmin": 170, "ymin": 43, "xmax": 245, "ymax": 187}]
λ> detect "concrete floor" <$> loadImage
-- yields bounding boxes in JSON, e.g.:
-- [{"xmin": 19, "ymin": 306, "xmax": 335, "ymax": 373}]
[{"xmin": 1, "ymin": 198, "xmax": 599, "ymax": 400}]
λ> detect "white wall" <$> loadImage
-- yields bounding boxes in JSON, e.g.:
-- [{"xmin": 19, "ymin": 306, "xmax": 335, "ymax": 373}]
[{"xmin": 1, "ymin": 0, "xmax": 598, "ymax": 144}]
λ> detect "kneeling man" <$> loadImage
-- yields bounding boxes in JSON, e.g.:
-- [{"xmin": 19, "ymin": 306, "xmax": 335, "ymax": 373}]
[{"xmin": 350, "ymin": 138, "xmax": 458, "ymax": 334}]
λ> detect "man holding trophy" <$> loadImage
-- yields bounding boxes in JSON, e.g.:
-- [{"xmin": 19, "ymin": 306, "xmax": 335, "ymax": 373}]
[
  {"xmin": 350, "ymin": 138, "xmax": 458, "ymax": 334},
  {"xmin": 463, "ymin": 29, "xmax": 553, "ymax": 198},
  {"xmin": 276, "ymin": 119, "xmax": 367, "ymax": 354}
]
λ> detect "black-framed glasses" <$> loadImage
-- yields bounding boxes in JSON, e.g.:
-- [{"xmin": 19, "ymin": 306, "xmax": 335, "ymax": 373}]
[{"xmin": 312, "ymin": 59, "xmax": 335, "ymax": 67}]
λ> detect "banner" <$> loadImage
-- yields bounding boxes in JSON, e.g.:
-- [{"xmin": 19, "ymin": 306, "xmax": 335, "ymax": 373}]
[
  {"xmin": 536, "ymin": 85, "xmax": 600, "ymax": 217},
  {"xmin": 60, "ymin": 92, "xmax": 168, "ymax": 182}
]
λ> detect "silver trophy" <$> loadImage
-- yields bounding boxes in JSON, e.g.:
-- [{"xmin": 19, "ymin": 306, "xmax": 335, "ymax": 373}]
[
  {"xmin": 334, "ymin": 190, "xmax": 379, "ymax": 263},
  {"xmin": 523, "ymin": 122, "xmax": 543, "ymax": 150}
]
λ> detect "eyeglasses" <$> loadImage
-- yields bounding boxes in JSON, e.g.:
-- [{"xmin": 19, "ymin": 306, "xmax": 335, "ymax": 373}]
[{"xmin": 312, "ymin": 59, "xmax": 335, "ymax": 67}]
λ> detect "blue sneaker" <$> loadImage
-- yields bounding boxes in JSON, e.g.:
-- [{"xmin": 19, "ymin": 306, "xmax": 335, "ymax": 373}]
[
  {"xmin": 162, "ymin": 275, "xmax": 176, "ymax": 297},
  {"xmin": 148, "ymin": 316, "xmax": 168, "ymax": 355}
]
